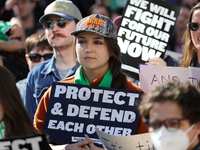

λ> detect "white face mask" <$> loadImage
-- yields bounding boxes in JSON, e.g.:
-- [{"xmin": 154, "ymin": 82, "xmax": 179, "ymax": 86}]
[{"xmin": 150, "ymin": 124, "xmax": 196, "ymax": 150}]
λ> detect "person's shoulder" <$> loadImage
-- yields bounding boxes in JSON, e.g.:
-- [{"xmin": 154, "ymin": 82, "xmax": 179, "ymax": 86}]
[
  {"xmin": 28, "ymin": 59, "xmax": 51, "ymax": 76},
  {"xmin": 59, "ymin": 75, "xmax": 75, "ymax": 84},
  {"xmin": 26, "ymin": 60, "xmax": 51, "ymax": 85},
  {"xmin": 16, "ymin": 77, "xmax": 28, "ymax": 86},
  {"xmin": 126, "ymin": 78, "xmax": 143, "ymax": 92}
]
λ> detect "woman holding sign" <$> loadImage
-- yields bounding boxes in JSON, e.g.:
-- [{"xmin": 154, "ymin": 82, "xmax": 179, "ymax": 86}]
[
  {"xmin": 0, "ymin": 66, "xmax": 39, "ymax": 139},
  {"xmin": 181, "ymin": 2, "xmax": 200, "ymax": 67},
  {"xmin": 149, "ymin": 3, "xmax": 200, "ymax": 67},
  {"xmin": 147, "ymin": 3, "xmax": 200, "ymax": 67},
  {"xmin": 34, "ymin": 14, "xmax": 148, "ymax": 150}
]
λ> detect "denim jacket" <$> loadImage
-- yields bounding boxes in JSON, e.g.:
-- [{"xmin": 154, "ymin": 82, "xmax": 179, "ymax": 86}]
[{"xmin": 24, "ymin": 56, "xmax": 77, "ymax": 121}]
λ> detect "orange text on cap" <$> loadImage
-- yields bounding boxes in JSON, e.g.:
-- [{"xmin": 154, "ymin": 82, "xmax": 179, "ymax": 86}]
[{"xmin": 82, "ymin": 17, "xmax": 104, "ymax": 29}]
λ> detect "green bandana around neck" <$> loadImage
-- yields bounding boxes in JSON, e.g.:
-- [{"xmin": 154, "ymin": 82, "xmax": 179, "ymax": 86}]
[
  {"xmin": 0, "ymin": 121, "xmax": 5, "ymax": 139},
  {"xmin": 74, "ymin": 66, "xmax": 112, "ymax": 88}
]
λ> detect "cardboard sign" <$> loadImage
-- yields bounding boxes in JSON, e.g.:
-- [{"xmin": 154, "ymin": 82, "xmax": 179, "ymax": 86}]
[
  {"xmin": 42, "ymin": 83, "xmax": 143, "ymax": 145},
  {"xmin": 96, "ymin": 128, "xmax": 154, "ymax": 150},
  {"xmin": 139, "ymin": 64, "xmax": 200, "ymax": 93},
  {"xmin": 0, "ymin": 134, "xmax": 51, "ymax": 150},
  {"xmin": 118, "ymin": 0, "xmax": 180, "ymax": 80}
]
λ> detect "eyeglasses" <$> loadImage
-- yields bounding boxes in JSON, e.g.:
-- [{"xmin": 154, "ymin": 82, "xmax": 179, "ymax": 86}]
[
  {"xmin": 29, "ymin": 53, "xmax": 53, "ymax": 62},
  {"xmin": 187, "ymin": 22, "xmax": 200, "ymax": 31},
  {"xmin": 145, "ymin": 118, "xmax": 188, "ymax": 131},
  {"xmin": 43, "ymin": 18, "xmax": 71, "ymax": 30}
]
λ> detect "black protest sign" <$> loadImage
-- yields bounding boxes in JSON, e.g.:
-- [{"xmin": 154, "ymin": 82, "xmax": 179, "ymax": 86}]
[
  {"xmin": 0, "ymin": 134, "xmax": 51, "ymax": 150},
  {"xmin": 118, "ymin": 0, "xmax": 180, "ymax": 80},
  {"xmin": 42, "ymin": 82, "xmax": 143, "ymax": 145}
]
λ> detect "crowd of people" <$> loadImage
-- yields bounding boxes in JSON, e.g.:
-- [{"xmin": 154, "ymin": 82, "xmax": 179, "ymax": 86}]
[{"xmin": 0, "ymin": 0, "xmax": 200, "ymax": 150}]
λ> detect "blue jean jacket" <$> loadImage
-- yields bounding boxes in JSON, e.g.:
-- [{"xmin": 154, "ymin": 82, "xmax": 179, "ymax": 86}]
[{"xmin": 24, "ymin": 56, "xmax": 77, "ymax": 121}]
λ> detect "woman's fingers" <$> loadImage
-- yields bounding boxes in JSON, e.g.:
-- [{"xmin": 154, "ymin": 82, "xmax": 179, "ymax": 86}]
[
  {"xmin": 146, "ymin": 57, "xmax": 167, "ymax": 66},
  {"xmin": 65, "ymin": 139, "xmax": 92, "ymax": 150}
]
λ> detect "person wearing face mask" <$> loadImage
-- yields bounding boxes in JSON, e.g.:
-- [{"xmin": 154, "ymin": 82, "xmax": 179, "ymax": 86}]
[{"xmin": 139, "ymin": 82, "xmax": 200, "ymax": 150}]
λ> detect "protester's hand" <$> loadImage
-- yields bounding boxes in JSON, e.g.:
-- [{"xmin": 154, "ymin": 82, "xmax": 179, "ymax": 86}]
[
  {"xmin": 65, "ymin": 137, "xmax": 93, "ymax": 150},
  {"xmin": 145, "ymin": 57, "xmax": 167, "ymax": 66},
  {"xmin": 82, "ymin": 134, "xmax": 104, "ymax": 150},
  {"xmin": 0, "ymin": 39, "xmax": 24, "ymax": 52},
  {"xmin": 5, "ymin": 0, "xmax": 18, "ymax": 10},
  {"xmin": 9, "ymin": 23, "xmax": 25, "ymax": 42}
]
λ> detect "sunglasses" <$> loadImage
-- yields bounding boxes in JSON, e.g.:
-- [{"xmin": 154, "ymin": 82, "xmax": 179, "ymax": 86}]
[
  {"xmin": 187, "ymin": 22, "xmax": 200, "ymax": 31},
  {"xmin": 43, "ymin": 18, "xmax": 71, "ymax": 30},
  {"xmin": 29, "ymin": 53, "xmax": 53, "ymax": 62}
]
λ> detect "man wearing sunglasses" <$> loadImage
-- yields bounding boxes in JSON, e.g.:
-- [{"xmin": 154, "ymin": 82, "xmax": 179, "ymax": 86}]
[
  {"xmin": 16, "ymin": 32, "xmax": 53, "ymax": 104},
  {"xmin": 139, "ymin": 82, "xmax": 200, "ymax": 150},
  {"xmin": 24, "ymin": 0, "xmax": 82, "ymax": 122}
]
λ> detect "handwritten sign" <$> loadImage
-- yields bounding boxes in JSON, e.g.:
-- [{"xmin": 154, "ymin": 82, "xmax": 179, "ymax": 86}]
[
  {"xmin": 42, "ymin": 83, "xmax": 143, "ymax": 145},
  {"xmin": 118, "ymin": 0, "xmax": 180, "ymax": 80},
  {"xmin": 96, "ymin": 128, "xmax": 154, "ymax": 150},
  {"xmin": 139, "ymin": 64, "xmax": 200, "ymax": 93},
  {"xmin": 0, "ymin": 134, "xmax": 51, "ymax": 150}
]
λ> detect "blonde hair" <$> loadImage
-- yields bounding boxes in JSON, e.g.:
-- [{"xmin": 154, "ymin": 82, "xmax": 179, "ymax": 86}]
[{"xmin": 181, "ymin": 3, "xmax": 200, "ymax": 67}]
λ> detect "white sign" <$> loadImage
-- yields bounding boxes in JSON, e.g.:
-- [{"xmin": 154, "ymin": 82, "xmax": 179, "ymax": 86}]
[
  {"xmin": 96, "ymin": 128, "xmax": 153, "ymax": 150},
  {"xmin": 139, "ymin": 64, "xmax": 200, "ymax": 93}
]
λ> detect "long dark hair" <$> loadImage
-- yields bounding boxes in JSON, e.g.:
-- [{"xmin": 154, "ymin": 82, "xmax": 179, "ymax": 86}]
[
  {"xmin": 105, "ymin": 38, "xmax": 127, "ymax": 89},
  {"xmin": 0, "ymin": 66, "xmax": 39, "ymax": 138}
]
